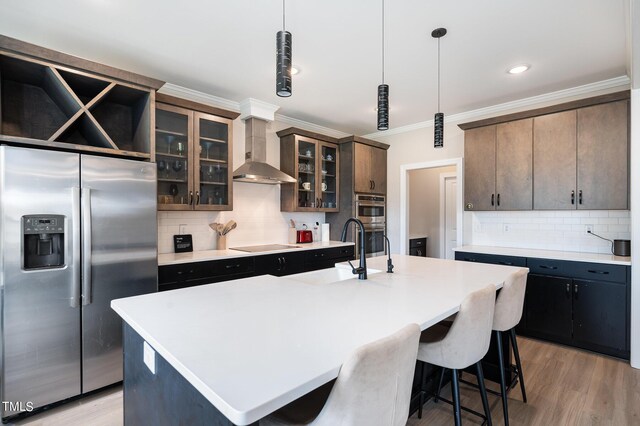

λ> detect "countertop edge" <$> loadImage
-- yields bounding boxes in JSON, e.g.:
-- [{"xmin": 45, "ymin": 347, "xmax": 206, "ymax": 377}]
[
  {"xmin": 158, "ymin": 241, "xmax": 355, "ymax": 266},
  {"xmin": 453, "ymin": 245, "xmax": 631, "ymax": 266}
]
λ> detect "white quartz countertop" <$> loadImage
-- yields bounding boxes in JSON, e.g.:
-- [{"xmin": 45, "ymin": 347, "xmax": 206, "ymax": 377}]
[
  {"xmin": 112, "ymin": 255, "xmax": 526, "ymax": 425},
  {"xmin": 454, "ymin": 245, "xmax": 631, "ymax": 266},
  {"xmin": 158, "ymin": 241, "xmax": 354, "ymax": 266}
]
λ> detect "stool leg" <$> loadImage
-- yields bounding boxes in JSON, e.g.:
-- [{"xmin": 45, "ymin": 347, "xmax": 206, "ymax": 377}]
[
  {"xmin": 418, "ymin": 361, "xmax": 428, "ymax": 419},
  {"xmin": 495, "ymin": 330, "xmax": 509, "ymax": 426},
  {"xmin": 476, "ymin": 361, "xmax": 492, "ymax": 426},
  {"xmin": 451, "ymin": 368, "xmax": 462, "ymax": 426},
  {"xmin": 509, "ymin": 328, "xmax": 527, "ymax": 403},
  {"xmin": 434, "ymin": 367, "xmax": 446, "ymax": 403}
]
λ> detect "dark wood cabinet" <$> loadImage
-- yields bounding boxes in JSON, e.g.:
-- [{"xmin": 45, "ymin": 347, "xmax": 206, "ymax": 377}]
[
  {"xmin": 455, "ymin": 251, "xmax": 630, "ymax": 358},
  {"xmin": 353, "ymin": 142, "xmax": 387, "ymax": 194},
  {"xmin": 278, "ymin": 128, "xmax": 340, "ymax": 212},
  {"xmin": 577, "ymin": 100, "xmax": 629, "ymax": 210},
  {"xmin": 533, "ymin": 110, "xmax": 577, "ymax": 209},
  {"xmin": 462, "ymin": 93, "xmax": 629, "ymax": 211},
  {"xmin": 155, "ymin": 95, "xmax": 237, "ymax": 211},
  {"xmin": 0, "ymin": 37, "xmax": 162, "ymax": 159}
]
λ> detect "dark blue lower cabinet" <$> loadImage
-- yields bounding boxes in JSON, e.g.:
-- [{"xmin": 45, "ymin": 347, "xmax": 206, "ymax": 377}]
[{"xmin": 456, "ymin": 251, "xmax": 630, "ymax": 359}]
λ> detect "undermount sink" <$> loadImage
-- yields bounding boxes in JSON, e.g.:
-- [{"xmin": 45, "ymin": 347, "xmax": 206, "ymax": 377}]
[{"xmin": 291, "ymin": 266, "xmax": 382, "ymax": 285}]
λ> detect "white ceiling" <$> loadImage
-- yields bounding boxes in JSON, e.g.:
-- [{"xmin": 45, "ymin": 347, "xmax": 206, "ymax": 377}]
[{"xmin": 0, "ymin": 0, "xmax": 629, "ymax": 135}]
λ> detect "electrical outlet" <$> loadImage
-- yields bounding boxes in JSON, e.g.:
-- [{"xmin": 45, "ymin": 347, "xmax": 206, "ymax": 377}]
[
  {"xmin": 143, "ymin": 341, "xmax": 156, "ymax": 374},
  {"xmin": 503, "ymin": 224, "xmax": 510, "ymax": 232},
  {"xmin": 585, "ymin": 224, "xmax": 594, "ymax": 235}
]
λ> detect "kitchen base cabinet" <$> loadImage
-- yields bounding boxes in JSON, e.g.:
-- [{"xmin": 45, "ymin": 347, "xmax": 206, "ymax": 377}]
[
  {"xmin": 455, "ymin": 251, "xmax": 630, "ymax": 359},
  {"xmin": 159, "ymin": 246, "xmax": 356, "ymax": 291},
  {"xmin": 255, "ymin": 252, "xmax": 307, "ymax": 277}
]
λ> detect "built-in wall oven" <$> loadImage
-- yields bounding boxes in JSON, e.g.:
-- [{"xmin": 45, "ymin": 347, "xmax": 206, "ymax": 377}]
[{"xmin": 355, "ymin": 194, "xmax": 386, "ymax": 257}]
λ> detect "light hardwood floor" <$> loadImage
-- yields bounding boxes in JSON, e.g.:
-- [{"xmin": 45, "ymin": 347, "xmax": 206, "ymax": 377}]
[{"xmin": 8, "ymin": 337, "xmax": 640, "ymax": 426}]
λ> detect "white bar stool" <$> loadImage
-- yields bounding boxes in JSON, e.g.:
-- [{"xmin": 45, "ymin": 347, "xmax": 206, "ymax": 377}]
[
  {"xmin": 260, "ymin": 323, "xmax": 421, "ymax": 426},
  {"xmin": 492, "ymin": 269, "xmax": 528, "ymax": 426},
  {"xmin": 417, "ymin": 284, "xmax": 496, "ymax": 426}
]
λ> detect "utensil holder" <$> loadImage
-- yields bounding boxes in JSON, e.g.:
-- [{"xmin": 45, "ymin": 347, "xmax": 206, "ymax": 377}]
[{"xmin": 218, "ymin": 235, "xmax": 227, "ymax": 250}]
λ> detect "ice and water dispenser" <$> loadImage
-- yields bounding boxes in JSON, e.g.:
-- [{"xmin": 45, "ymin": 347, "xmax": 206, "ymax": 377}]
[{"xmin": 22, "ymin": 215, "xmax": 65, "ymax": 269}]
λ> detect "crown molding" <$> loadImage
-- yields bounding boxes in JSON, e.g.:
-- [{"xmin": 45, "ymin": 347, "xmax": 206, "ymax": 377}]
[
  {"xmin": 239, "ymin": 98, "xmax": 280, "ymax": 121},
  {"xmin": 159, "ymin": 83, "xmax": 349, "ymax": 137},
  {"xmin": 362, "ymin": 75, "xmax": 631, "ymax": 139},
  {"xmin": 274, "ymin": 113, "xmax": 350, "ymax": 138},
  {"xmin": 159, "ymin": 83, "xmax": 241, "ymax": 112}
]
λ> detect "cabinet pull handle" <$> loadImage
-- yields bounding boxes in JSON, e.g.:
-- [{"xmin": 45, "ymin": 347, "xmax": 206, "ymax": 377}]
[
  {"xmin": 189, "ymin": 191, "xmax": 194, "ymax": 205},
  {"xmin": 196, "ymin": 191, "xmax": 200, "ymax": 205},
  {"xmin": 499, "ymin": 261, "xmax": 513, "ymax": 266},
  {"xmin": 373, "ymin": 180, "xmax": 376, "ymax": 190},
  {"xmin": 579, "ymin": 190, "xmax": 583, "ymax": 205},
  {"xmin": 574, "ymin": 283, "xmax": 578, "ymax": 294},
  {"xmin": 566, "ymin": 283, "xmax": 570, "ymax": 294},
  {"xmin": 571, "ymin": 190, "xmax": 575, "ymax": 205},
  {"xmin": 282, "ymin": 257, "xmax": 286, "ymax": 267},
  {"xmin": 539, "ymin": 265, "xmax": 558, "ymax": 270},
  {"xmin": 225, "ymin": 264, "xmax": 241, "ymax": 270},
  {"xmin": 491, "ymin": 194, "xmax": 495, "ymax": 206},
  {"xmin": 497, "ymin": 193, "xmax": 501, "ymax": 206},
  {"xmin": 587, "ymin": 269, "xmax": 609, "ymax": 275}
]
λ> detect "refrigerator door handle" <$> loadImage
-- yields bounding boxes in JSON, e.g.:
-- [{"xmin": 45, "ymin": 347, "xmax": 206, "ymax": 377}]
[
  {"xmin": 81, "ymin": 187, "xmax": 92, "ymax": 306},
  {"xmin": 71, "ymin": 186, "xmax": 81, "ymax": 308}
]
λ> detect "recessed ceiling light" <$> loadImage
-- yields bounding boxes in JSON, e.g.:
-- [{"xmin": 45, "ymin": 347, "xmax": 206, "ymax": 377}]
[
  {"xmin": 291, "ymin": 67, "xmax": 300, "ymax": 75},
  {"xmin": 508, "ymin": 65, "xmax": 530, "ymax": 74}
]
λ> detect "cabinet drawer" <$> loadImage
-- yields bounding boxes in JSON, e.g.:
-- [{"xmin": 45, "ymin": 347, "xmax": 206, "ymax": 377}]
[
  {"xmin": 327, "ymin": 245, "xmax": 355, "ymax": 260},
  {"xmin": 568, "ymin": 261, "xmax": 627, "ymax": 284},
  {"xmin": 159, "ymin": 262, "xmax": 208, "ymax": 285},
  {"xmin": 527, "ymin": 258, "xmax": 568, "ymax": 276},
  {"xmin": 255, "ymin": 252, "xmax": 306, "ymax": 277},
  {"xmin": 455, "ymin": 252, "xmax": 526, "ymax": 267},
  {"xmin": 212, "ymin": 257, "xmax": 255, "ymax": 277}
]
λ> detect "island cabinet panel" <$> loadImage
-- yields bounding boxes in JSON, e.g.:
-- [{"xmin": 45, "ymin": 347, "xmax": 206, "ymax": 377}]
[
  {"xmin": 455, "ymin": 251, "xmax": 631, "ymax": 359},
  {"xmin": 495, "ymin": 118, "xmax": 533, "ymax": 210},
  {"xmin": 123, "ymin": 324, "xmax": 235, "ymax": 426},
  {"xmin": 463, "ymin": 125, "xmax": 496, "ymax": 211},
  {"xmin": 577, "ymin": 100, "xmax": 629, "ymax": 210},
  {"xmin": 533, "ymin": 110, "xmax": 577, "ymax": 209}
]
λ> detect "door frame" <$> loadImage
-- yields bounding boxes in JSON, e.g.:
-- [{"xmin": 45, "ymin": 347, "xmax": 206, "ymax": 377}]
[
  {"xmin": 400, "ymin": 157, "xmax": 463, "ymax": 255},
  {"xmin": 440, "ymin": 172, "xmax": 457, "ymax": 259}
]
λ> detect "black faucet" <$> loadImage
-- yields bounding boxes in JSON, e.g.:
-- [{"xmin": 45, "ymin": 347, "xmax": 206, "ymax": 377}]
[
  {"xmin": 340, "ymin": 217, "xmax": 367, "ymax": 280},
  {"xmin": 382, "ymin": 234, "xmax": 394, "ymax": 273}
]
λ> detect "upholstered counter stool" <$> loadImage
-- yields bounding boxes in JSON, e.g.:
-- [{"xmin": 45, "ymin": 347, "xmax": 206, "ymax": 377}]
[
  {"xmin": 492, "ymin": 269, "xmax": 528, "ymax": 426},
  {"xmin": 417, "ymin": 284, "xmax": 496, "ymax": 426},
  {"xmin": 260, "ymin": 323, "xmax": 420, "ymax": 426}
]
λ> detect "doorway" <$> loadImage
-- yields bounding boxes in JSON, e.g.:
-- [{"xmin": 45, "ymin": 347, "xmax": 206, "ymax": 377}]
[{"xmin": 400, "ymin": 158, "xmax": 463, "ymax": 256}]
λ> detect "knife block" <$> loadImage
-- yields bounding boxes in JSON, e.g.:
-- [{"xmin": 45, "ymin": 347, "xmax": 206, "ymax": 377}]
[{"xmin": 217, "ymin": 235, "xmax": 227, "ymax": 250}]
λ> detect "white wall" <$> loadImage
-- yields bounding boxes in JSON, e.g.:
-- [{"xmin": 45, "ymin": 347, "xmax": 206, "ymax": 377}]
[
  {"xmin": 158, "ymin": 118, "xmax": 324, "ymax": 253},
  {"xmin": 408, "ymin": 166, "xmax": 456, "ymax": 257}
]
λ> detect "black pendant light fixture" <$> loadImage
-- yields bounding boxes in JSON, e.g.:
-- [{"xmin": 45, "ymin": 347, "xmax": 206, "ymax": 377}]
[
  {"xmin": 432, "ymin": 27, "xmax": 447, "ymax": 148},
  {"xmin": 377, "ymin": 0, "xmax": 389, "ymax": 131},
  {"xmin": 276, "ymin": 0, "xmax": 292, "ymax": 97}
]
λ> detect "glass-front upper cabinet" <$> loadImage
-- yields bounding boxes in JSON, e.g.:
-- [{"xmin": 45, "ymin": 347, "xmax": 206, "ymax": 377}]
[
  {"xmin": 155, "ymin": 102, "xmax": 234, "ymax": 211},
  {"xmin": 278, "ymin": 129, "xmax": 340, "ymax": 212}
]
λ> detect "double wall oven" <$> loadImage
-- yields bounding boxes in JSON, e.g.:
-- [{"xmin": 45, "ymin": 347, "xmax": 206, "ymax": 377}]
[{"xmin": 355, "ymin": 194, "xmax": 386, "ymax": 257}]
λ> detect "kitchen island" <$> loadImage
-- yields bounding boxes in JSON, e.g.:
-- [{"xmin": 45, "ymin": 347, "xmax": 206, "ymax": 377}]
[{"xmin": 112, "ymin": 255, "xmax": 526, "ymax": 426}]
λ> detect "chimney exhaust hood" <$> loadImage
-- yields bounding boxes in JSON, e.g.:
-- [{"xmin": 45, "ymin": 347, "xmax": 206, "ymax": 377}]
[{"xmin": 233, "ymin": 117, "xmax": 296, "ymax": 184}]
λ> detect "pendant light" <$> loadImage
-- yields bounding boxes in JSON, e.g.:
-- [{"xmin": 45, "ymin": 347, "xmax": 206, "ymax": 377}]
[
  {"xmin": 377, "ymin": 0, "xmax": 389, "ymax": 131},
  {"xmin": 276, "ymin": 0, "xmax": 292, "ymax": 97},
  {"xmin": 432, "ymin": 27, "xmax": 447, "ymax": 148}
]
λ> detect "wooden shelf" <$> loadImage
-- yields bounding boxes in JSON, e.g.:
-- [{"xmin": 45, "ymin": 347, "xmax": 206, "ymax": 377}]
[
  {"xmin": 298, "ymin": 155, "xmax": 314, "ymax": 160},
  {"xmin": 298, "ymin": 171, "xmax": 314, "ymax": 175},
  {"xmin": 158, "ymin": 178, "xmax": 188, "ymax": 183},
  {"xmin": 322, "ymin": 191, "xmax": 336, "ymax": 194},
  {"xmin": 201, "ymin": 182, "xmax": 228, "ymax": 186},
  {"xmin": 156, "ymin": 129, "xmax": 187, "ymax": 137},
  {"xmin": 199, "ymin": 158, "xmax": 227, "ymax": 164},
  {"xmin": 322, "ymin": 159, "xmax": 336, "ymax": 163},
  {"xmin": 157, "ymin": 152, "xmax": 188, "ymax": 159}
]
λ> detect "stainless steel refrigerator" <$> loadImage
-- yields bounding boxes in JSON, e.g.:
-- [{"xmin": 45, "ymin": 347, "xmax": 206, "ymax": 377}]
[{"xmin": 0, "ymin": 145, "xmax": 157, "ymax": 418}]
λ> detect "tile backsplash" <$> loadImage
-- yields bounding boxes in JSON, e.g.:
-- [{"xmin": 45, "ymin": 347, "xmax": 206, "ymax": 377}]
[
  {"xmin": 158, "ymin": 182, "xmax": 325, "ymax": 254},
  {"xmin": 469, "ymin": 210, "xmax": 631, "ymax": 254}
]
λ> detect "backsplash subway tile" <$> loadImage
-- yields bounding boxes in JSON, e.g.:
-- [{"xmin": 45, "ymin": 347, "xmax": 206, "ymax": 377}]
[{"xmin": 469, "ymin": 210, "xmax": 630, "ymax": 254}]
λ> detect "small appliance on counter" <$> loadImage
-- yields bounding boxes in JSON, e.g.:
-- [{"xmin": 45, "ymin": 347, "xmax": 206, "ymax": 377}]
[
  {"xmin": 296, "ymin": 224, "xmax": 313, "ymax": 243},
  {"xmin": 587, "ymin": 230, "xmax": 631, "ymax": 257}
]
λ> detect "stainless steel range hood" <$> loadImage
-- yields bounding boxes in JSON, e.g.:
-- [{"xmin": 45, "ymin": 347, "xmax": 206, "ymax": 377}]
[{"xmin": 233, "ymin": 117, "xmax": 296, "ymax": 184}]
